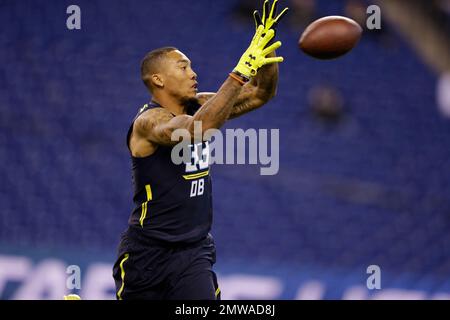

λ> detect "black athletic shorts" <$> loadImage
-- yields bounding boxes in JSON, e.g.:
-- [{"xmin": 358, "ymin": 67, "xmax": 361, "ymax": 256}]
[{"xmin": 112, "ymin": 227, "xmax": 220, "ymax": 300}]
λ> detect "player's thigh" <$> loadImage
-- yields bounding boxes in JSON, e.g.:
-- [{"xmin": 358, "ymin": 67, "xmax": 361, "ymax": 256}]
[
  {"xmin": 167, "ymin": 258, "xmax": 219, "ymax": 300},
  {"xmin": 112, "ymin": 249, "xmax": 169, "ymax": 300}
]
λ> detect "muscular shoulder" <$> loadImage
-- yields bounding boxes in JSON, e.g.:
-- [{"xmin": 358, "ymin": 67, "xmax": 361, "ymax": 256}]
[
  {"xmin": 129, "ymin": 108, "xmax": 174, "ymax": 156},
  {"xmin": 133, "ymin": 107, "xmax": 174, "ymax": 136},
  {"xmin": 132, "ymin": 106, "xmax": 194, "ymax": 150}
]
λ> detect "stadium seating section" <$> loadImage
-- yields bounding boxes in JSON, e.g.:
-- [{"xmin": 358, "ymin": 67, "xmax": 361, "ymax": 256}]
[{"xmin": 1, "ymin": 0, "xmax": 449, "ymax": 293}]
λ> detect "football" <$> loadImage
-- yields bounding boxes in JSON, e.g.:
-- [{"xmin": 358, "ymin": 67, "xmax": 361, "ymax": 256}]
[{"xmin": 299, "ymin": 16, "xmax": 363, "ymax": 60}]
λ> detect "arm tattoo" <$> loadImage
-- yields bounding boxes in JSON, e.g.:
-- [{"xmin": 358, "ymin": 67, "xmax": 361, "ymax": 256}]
[
  {"xmin": 229, "ymin": 51, "xmax": 280, "ymax": 119},
  {"xmin": 136, "ymin": 77, "xmax": 242, "ymax": 145},
  {"xmin": 190, "ymin": 77, "xmax": 242, "ymax": 131},
  {"xmin": 134, "ymin": 108, "xmax": 180, "ymax": 146}
]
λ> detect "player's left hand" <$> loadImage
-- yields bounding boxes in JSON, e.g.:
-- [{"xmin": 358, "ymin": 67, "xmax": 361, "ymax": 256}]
[{"xmin": 253, "ymin": 0, "xmax": 289, "ymax": 34}]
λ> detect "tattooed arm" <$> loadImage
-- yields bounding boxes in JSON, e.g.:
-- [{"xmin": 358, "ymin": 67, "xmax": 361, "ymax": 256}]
[
  {"xmin": 132, "ymin": 77, "xmax": 243, "ymax": 154},
  {"xmin": 197, "ymin": 51, "xmax": 280, "ymax": 119},
  {"xmin": 132, "ymin": 50, "xmax": 280, "ymax": 156}
]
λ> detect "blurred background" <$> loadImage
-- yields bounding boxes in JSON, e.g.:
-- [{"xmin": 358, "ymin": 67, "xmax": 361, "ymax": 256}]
[{"xmin": 0, "ymin": 0, "xmax": 449, "ymax": 299}]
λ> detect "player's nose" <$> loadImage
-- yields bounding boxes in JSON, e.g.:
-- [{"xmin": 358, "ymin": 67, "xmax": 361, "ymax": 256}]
[{"xmin": 190, "ymin": 70, "xmax": 197, "ymax": 80}]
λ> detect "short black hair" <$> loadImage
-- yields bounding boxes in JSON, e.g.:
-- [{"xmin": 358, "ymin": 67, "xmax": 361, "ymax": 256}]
[{"xmin": 141, "ymin": 46, "xmax": 178, "ymax": 90}]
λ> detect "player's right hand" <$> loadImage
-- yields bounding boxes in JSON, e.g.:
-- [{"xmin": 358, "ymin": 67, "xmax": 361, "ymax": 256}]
[{"xmin": 233, "ymin": 25, "xmax": 283, "ymax": 80}]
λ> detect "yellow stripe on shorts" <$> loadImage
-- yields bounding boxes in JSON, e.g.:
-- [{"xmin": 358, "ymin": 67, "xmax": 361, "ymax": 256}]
[{"xmin": 117, "ymin": 253, "xmax": 129, "ymax": 300}]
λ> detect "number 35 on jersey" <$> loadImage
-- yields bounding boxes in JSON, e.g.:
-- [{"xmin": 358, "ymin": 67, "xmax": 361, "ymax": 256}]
[{"xmin": 183, "ymin": 141, "xmax": 210, "ymax": 198}]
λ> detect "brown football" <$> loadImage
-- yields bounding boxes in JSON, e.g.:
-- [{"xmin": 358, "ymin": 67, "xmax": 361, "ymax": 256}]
[{"xmin": 299, "ymin": 16, "xmax": 363, "ymax": 60}]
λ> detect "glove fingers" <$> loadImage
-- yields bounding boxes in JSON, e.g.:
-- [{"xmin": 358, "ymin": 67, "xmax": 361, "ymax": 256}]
[
  {"xmin": 260, "ymin": 29, "xmax": 275, "ymax": 47},
  {"xmin": 262, "ymin": 41, "xmax": 282, "ymax": 56},
  {"xmin": 262, "ymin": 0, "xmax": 269, "ymax": 22},
  {"xmin": 252, "ymin": 25, "xmax": 265, "ymax": 44},
  {"xmin": 263, "ymin": 56, "xmax": 284, "ymax": 66},
  {"xmin": 253, "ymin": 10, "xmax": 263, "ymax": 28},
  {"xmin": 274, "ymin": 7, "xmax": 289, "ymax": 23},
  {"xmin": 270, "ymin": 0, "xmax": 278, "ymax": 20}
]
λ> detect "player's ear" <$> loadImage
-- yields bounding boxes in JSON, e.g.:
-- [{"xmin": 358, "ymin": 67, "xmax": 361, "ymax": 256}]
[{"xmin": 151, "ymin": 74, "xmax": 164, "ymax": 88}]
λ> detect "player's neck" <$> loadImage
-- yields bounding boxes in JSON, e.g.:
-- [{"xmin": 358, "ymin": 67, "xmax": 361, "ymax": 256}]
[{"xmin": 151, "ymin": 94, "xmax": 185, "ymax": 116}]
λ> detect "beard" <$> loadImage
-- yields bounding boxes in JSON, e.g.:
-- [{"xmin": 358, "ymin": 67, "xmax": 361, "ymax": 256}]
[{"xmin": 181, "ymin": 96, "xmax": 201, "ymax": 116}]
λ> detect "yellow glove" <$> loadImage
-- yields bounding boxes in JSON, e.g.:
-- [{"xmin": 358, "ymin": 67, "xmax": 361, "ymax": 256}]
[
  {"xmin": 253, "ymin": 0, "xmax": 289, "ymax": 34},
  {"xmin": 233, "ymin": 25, "xmax": 283, "ymax": 80}
]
